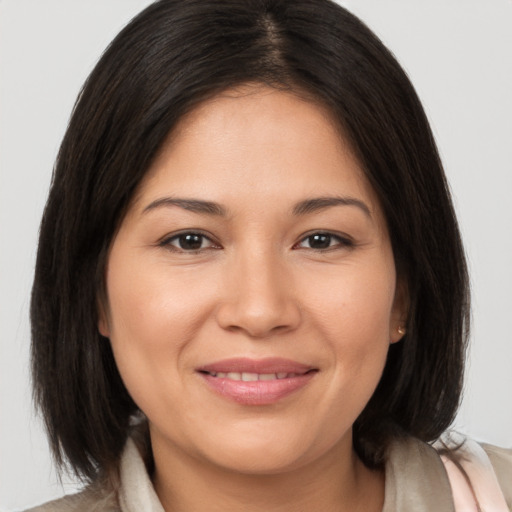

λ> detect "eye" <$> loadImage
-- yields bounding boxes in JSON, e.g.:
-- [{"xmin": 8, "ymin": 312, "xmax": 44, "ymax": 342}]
[
  {"xmin": 296, "ymin": 232, "xmax": 354, "ymax": 251},
  {"xmin": 161, "ymin": 232, "xmax": 219, "ymax": 252}
]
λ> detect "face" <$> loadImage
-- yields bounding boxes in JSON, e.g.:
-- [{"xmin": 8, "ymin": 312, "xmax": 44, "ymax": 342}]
[{"xmin": 100, "ymin": 85, "xmax": 406, "ymax": 475}]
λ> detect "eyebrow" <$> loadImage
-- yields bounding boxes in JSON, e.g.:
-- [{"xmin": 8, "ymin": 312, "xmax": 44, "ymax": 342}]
[
  {"xmin": 292, "ymin": 196, "xmax": 371, "ymax": 218},
  {"xmin": 143, "ymin": 195, "xmax": 371, "ymax": 218},
  {"xmin": 143, "ymin": 198, "xmax": 227, "ymax": 216}
]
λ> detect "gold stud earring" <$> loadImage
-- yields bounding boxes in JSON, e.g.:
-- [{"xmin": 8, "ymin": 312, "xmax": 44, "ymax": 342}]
[{"xmin": 397, "ymin": 326, "xmax": 406, "ymax": 336}]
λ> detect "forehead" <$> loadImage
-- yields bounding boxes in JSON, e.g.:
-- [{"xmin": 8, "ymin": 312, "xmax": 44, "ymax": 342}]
[
  {"xmin": 130, "ymin": 85, "xmax": 383, "ymax": 222},
  {"xmin": 161, "ymin": 84, "xmax": 350, "ymax": 168}
]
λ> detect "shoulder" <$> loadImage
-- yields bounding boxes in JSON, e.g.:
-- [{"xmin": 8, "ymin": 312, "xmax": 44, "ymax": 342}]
[
  {"xmin": 384, "ymin": 435, "xmax": 512, "ymax": 511},
  {"xmin": 23, "ymin": 484, "xmax": 119, "ymax": 512},
  {"xmin": 23, "ymin": 434, "xmax": 159, "ymax": 512},
  {"xmin": 434, "ymin": 434, "xmax": 512, "ymax": 510},
  {"xmin": 383, "ymin": 436, "xmax": 455, "ymax": 511},
  {"xmin": 482, "ymin": 442, "xmax": 512, "ymax": 504}
]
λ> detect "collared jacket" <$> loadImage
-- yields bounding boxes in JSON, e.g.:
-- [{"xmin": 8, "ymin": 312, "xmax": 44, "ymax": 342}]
[{"xmin": 26, "ymin": 436, "xmax": 512, "ymax": 512}]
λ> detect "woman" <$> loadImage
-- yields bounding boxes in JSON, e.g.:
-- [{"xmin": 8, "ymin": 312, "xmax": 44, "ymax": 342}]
[{"xmin": 28, "ymin": 0, "xmax": 511, "ymax": 510}]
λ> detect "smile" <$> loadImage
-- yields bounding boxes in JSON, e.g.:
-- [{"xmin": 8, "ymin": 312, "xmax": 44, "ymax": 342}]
[
  {"xmin": 203, "ymin": 371, "xmax": 304, "ymax": 381},
  {"xmin": 196, "ymin": 358, "xmax": 318, "ymax": 405}
]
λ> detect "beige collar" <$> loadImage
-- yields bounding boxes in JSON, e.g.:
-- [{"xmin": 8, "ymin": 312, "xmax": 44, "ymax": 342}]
[
  {"xmin": 382, "ymin": 436, "xmax": 455, "ymax": 512},
  {"xmin": 119, "ymin": 438, "xmax": 164, "ymax": 512},
  {"xmin": 117, "ymin": 436, "xmax": 455, "ymax": 512}
]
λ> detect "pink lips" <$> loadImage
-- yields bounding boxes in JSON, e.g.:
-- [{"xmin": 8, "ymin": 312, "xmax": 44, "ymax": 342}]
[{"xmin": 196, "ymin": 357, "xmax": 317, "ymax": 405}]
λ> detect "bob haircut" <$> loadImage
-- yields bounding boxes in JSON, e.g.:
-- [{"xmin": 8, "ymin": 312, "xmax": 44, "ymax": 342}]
[{"xmin": 31, "ymin": 0, "xmax": 469, "ymax": 481}]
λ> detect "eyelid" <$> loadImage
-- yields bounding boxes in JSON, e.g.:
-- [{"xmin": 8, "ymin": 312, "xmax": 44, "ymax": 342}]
[
  {"xmin": 158, "ymin": 229, "xmax": 355, "ymax": 253},
  {"xmin": 159, "ymin": 230, "xmax": 221, "ymax": 252},
  {"xmin": 294, "ymin": 231, "xmax": 355, "ymax": 251}
]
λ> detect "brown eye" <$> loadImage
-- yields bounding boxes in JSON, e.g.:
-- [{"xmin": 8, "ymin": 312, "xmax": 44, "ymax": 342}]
[
  {"xmin": 297, "ymin": 232, "xmax": 354, "ymax": 251},
  {"xmin": 178, "ymin": 234, "xmax": 204, "ymax": 250},
  {"xmin": 162, "ymin": 232, "xmax": 217, "ymax": 252},
  {"xmin": 306, "ymin": 234, "xmax": 332, "ymax": 249}
]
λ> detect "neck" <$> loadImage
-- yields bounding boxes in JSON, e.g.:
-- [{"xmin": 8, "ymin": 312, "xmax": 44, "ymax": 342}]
[{"xmin": 150, "ymin": 430, "xmax": 384, "ymax": 512}]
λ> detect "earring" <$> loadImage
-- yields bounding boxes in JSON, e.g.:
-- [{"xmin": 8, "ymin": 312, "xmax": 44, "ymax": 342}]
[{"xmin": 397, "ymin": 326, "xmax": 406, "ymax": 336}]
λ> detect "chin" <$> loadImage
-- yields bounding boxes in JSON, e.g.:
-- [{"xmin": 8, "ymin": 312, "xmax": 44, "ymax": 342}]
[
  {"xmin": 206, "ymin": 443, "xmax": 311, "ymax": 475},
  {"xmin": 193, "ymin": 421, "xmax": 344, "ymax": 475}
]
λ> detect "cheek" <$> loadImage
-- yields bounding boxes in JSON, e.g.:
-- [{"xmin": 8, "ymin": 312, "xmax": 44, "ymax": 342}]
[
  {"xmin": 104, "ymin": 252, "xmax": 220, "ymax": 409},
  {"xmin": 107, "ymin": 251, "xmax": 217, "ymax": 340},
  {"xmin": 299, "ymin": 259, "xmax": 396, "ymax": 401},
  {"xmin": 303, "ymin": 259, "xmax": 396, "ymax": 344}
]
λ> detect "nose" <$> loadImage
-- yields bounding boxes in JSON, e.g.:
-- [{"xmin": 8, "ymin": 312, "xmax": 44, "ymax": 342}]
[{"xmin": 215, "ymin": 250, "xmax": 302, "ymax": 338}]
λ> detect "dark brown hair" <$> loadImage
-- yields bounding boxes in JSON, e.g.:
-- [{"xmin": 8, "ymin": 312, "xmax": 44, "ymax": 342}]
[{"xmin": 31, "ymin": 0, "xmax": 469, "ymax": 481}]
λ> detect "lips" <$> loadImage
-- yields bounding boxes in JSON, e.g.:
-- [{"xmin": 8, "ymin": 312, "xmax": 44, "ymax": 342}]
[
  {"xmin": 202, "ymin": 371, "xmax": 303, "ymax": 381},
  {"xmin": 196, "ymin": 358, "xmax": 317, "ymax": 405}
]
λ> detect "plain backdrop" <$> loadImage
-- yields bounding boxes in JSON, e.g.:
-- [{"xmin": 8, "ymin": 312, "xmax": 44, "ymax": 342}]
[{"xmin": 1, "ymin": 1, "xmax": 511, "ymax": 510}]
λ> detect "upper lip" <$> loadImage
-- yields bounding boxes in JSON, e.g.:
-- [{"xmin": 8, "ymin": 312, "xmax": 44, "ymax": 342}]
[{"xmin": 196, "ymin": 357, "xmax": 316, "ymax": 375}]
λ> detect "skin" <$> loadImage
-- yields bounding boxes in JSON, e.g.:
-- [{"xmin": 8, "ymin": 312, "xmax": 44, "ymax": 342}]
[{"xmin": 99, "ymin": 85, "xmax": 407, "ymax": 512}]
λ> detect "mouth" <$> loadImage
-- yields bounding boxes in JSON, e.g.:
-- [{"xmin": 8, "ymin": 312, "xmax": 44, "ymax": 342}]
[
  {"xmin": 196, "ymin": 358, "xmax": 318, "ymax": 405},
  {"xmin": 199, "ymin": 370, "xmax": 312, "ymax": 381}
]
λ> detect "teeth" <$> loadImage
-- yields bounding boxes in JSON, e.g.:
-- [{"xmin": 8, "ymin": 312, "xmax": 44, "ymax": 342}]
[
  {"xmin": 241, "ymin": 372, "xmax": 259, "ymax": 381},
  {"xmin": 208, "ymin": 372, "xmax": 299, "ymax": 381}
]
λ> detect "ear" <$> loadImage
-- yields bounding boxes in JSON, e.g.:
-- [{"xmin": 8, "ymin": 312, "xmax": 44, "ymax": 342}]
[
  {"xmin": 390, "ymin": 277, "xmax": 409, "ymax": 344},
  {"xmin": 97, "ymin": 296, "xmax": 111, "ymax": 338}
]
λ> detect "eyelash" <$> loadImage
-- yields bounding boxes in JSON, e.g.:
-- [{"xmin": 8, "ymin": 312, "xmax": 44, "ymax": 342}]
[
  {"xmin": 159, "ymin": 231, "xmax": 220, "ymax": 253},
  {"xmin": 296, "ymin": 232, "xmax": 355, "ymax": 251},
  {"xmin": 159, "ymin": 230, "xmax": 355, "ymax": 253}
]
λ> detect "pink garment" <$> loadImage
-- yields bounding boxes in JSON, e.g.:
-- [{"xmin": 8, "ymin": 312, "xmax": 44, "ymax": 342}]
[{"xmin": 438, "ymin": 436, "xmax": 509, "ymax": 512}]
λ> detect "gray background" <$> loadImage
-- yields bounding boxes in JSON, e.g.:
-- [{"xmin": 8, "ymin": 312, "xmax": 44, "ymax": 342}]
[{"xmin": 1, "ymin": 0, "xmax": 511, "ymax": 510}]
